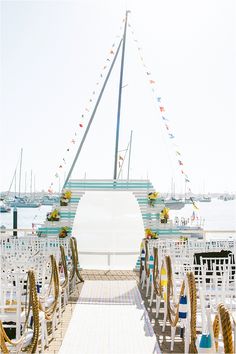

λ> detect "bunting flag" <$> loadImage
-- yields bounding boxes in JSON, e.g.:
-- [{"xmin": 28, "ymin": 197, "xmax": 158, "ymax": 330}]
[
  {"xmin": 47, "ymin": 21, "xmax": 124, "ymax": 193},
  {"xmin": 119, "ymin": 155, "xmax": 124, "ymax": 160},
  {"xmin": 129, "ymin": 21, "xmax": 199, "ymax": 210}
]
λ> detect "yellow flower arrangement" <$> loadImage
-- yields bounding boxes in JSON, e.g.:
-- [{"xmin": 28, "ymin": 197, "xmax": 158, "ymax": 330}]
[
  {"xmin": 160, "ymin": 207, "xmax": 170, "ymax": 223},
  {"xmin": 47, "ymin": 208, "xmax": 60, "ymax": 221},
  {"xmin": 60, "ymin": 190, "xmax": 72, "ymax": 206},
  {"xmin": 64, "ymin": 190, "xmax": 72, "ymax": 199},
  {"xmin": 148, "ymin": 191, "xmax": 159, "ymax": 207},
  {"xmin": 59, "ymin": 226, "xmax": 69, "ymax": 238},
  {"xmin": 145, "ymin": 228, "xmax": 158, "ymax": 239}
]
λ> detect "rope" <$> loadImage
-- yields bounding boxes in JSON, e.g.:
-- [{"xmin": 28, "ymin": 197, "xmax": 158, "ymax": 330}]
[
  {"xmin": 39, "ymin": 255, "xmax": 60, "ymax": 321},
  {"xmin": 69, "ymin": 237, "xmax": 84, "ymax": 283},
  {"xmin": 60, "ymin": 245, "xmax": 69, "ymax": 289},
  {"xmin": 152, "ymin": 247, "xmax": 161, "ymax": 297},
  {"xmin": 72, "ymin": 237, "xmax": 84, "ymax": 283},
  {"xmin": 213, "ymin": 314, "xmax": 220, "ymax": 351},
  {"xmin": 165, "ymin": 255, "xmax": 185, "ymax": 327},
  {"xmin": 144, "ymin": 240, "xmax": 150, "ymax": 278},
  {"xmin": 214, "ymin": 303, "xmax": 234, "ymax": 354},
  {"xmin": 0, "ymin": 270, "xmax": 39, "ymax": 353},
  {"xmin": 165, "ymin": 256, "xmax": 198, "ymax": 352},
  {"xmin": 187, "ymin": 272, "xmax": 198, "ymax": 353}
]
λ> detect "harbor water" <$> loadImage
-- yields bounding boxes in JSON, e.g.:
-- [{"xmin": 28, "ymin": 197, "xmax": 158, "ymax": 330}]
[{"xmin": 0, "ymin": 197, "xmax": 235, "ymax": 234}]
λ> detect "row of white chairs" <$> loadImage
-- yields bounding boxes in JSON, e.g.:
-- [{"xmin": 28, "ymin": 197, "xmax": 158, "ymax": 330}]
[
  {"xmin": 0, "ymin": 237, "xmax": 81, "ymax": 353},
  {"xmin": 140, "ymin": 238, "xmax": 236, "ymax": 353}
]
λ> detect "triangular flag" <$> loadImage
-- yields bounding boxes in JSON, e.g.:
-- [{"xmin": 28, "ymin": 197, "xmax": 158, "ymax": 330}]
[{"xmin": 79, "ymin": 123, "xmax": 83, "ymax": 128}]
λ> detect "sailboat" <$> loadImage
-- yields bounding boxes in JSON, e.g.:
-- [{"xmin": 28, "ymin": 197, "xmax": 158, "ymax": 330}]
[
  {"xmin": 163, "ymin": 179, "xmax": 185, "ymax": 210},
  {"xmin": 7, "ymin": 149, "xmax": 41, "ymax": 208}
]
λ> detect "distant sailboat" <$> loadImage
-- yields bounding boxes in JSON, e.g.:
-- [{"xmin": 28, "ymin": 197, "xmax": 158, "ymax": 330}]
[{"xmin": 7, "ymin": 149, "xmax": 41, "ymax": 208}]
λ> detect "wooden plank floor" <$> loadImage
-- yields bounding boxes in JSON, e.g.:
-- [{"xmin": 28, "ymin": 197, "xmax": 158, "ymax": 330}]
[{"xmin": 45, "ymin": 270, "xmax": 184, "ymax": 354}]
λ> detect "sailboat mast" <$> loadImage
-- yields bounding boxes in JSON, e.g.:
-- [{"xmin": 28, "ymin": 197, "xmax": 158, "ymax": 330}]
[
  {"xmin": 113, "ymin": 10, "xmax": 130, "ymax": 180},
  {"xmin": 127, "ymin": 130, "xmax": 133, "ymax": 182},
  {"xmin": 18, "ymin": 148, "xmax": 23, "ymax": 197}
]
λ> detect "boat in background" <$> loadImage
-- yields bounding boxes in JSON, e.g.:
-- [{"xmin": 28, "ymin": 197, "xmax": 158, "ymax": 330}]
[
  {"xmin": 199, "ymin": 195, "xmax": 211, "ymax": 202},
  {"xmin": 0, "ymin": 200, "xmax": 11, "ymax": 212},
  {"xmin": 41, "ymin": 194, "xmax": 59, "ymax": 205},
  {"xmin": 163, "ymin": 197, "xmax": 185, "ymax": 210},
  {"xmin": 8, "ymin": 196, "xmax": 41, "ymax": 208}
]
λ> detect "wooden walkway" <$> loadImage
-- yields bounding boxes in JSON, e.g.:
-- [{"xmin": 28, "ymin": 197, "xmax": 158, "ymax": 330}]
[{"xmin": 45, "ymin": 270, "xmax": 185, "ymax": 354}]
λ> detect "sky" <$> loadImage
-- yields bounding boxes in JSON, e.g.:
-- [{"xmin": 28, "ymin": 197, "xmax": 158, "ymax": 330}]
[{"xmin": 0, "ymin": 0, "xmax": 235, "ymax": 195}]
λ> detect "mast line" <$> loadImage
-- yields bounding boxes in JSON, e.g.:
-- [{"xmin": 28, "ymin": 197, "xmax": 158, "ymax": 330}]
[
  {"xmin": 18, "ymin": 148, "xmax": 23, "ymax": 197},
  {"xmin": 113, "ymin": 10, "xmax": 129, "ymax": 180},
  {"xmin": 63, "ymin": 38, "xmax": 123, "ymax": 189},
  {"xmin": 127, "ymin": 130, "xmax": 133, "ymax": 182}
]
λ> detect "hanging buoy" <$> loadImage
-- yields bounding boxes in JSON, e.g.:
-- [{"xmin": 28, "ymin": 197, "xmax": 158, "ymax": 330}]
[
  {"xmin": 178, "ymin": 295, "xmax": 187, "ymax": 319},
  {"xmin": 198, "ymin": 334, "xmax": 212, "ymax": 352},
  {"xmin": 141, "ymin": 249, "xmax": 145, "ymax": 266},
  {"xmin": 149, "ymin": 255, "xmax": 154, "ymax": 280},
  {"xmin": 160, "ymin": 267, "xmax": 167, "ymax": 286}
]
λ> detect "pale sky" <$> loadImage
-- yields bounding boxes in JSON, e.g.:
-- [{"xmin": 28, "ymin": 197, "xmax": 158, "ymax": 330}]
[{"xmin": 1, "ymin": 0, "xmax": 235, "ymax": 194}]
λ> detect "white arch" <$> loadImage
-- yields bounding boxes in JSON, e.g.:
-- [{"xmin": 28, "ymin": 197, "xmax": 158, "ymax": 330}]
[{"xmin": 72, "ymin": 191, "xmax": 144, "ymax": 270}]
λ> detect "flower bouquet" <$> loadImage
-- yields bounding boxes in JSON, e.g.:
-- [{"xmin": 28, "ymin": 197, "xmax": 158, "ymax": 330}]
[
  {"xmin": 145, "ymin": 228, "xmax": 158, "ymax": 239},
  {"xmin": 59, "ymin": 226, "xmax": 69, "ymax": 238},
  {"xmin": 160, "ymin": 207, "xmax": 170, "ymax": 223},
  {"xmin": 148, "ymin": 191, "xmax": 159, "ymax": 207},
  {"xmin": 47, "ymin": 208, "xmax": 60, "ymax": 221},
  {"xmin": 60, "ymin": 190, "xmax": 72, "ymax": 206}
]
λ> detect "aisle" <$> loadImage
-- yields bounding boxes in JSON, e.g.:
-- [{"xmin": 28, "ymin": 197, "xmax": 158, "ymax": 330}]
[{"xmin": 59, "ymin": 280, "xmax": 160, "ymax": 354}]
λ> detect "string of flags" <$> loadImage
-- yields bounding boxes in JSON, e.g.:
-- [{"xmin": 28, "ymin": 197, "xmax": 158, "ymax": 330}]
[
  {"xmin": 128, "ymin": 21, "xmax": 198, "ymax": 209},
  {"xmin": 47, "ymin": 21, "xmax": 124, "ymax": 193}
]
